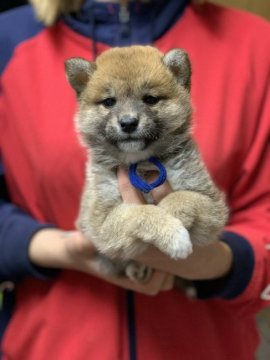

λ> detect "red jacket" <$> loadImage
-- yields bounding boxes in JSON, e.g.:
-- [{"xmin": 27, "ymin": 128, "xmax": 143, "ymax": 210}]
[{"xmin": 0, "ymin": 3, "xmax": 270, "ymax": 359}]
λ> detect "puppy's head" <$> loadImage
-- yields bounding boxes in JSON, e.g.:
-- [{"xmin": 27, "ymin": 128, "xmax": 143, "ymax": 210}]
[{"xmin": 65, "ymin": 46, "xmax": 192, "ymax": 162}]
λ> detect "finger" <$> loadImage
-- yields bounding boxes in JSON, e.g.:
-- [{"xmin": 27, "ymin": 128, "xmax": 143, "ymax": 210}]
[
  {"xmin": 151, "ymin": 180, "xmax": 172, "ymax": 204},
  {"xmin": 160, "ymin": 274, "xmax": 175, "ymax": 291},
  {"xmin": 137, "ymin": 269, "xmax": 168, "ymax": 295},
  {"xmin": 101, "ymin": 269, "xmax": 164, "ymax": 296},
  {"xmin": 95, "ymin": 271, "xmax": 150, "ymax": 294},
  {"xmin": 117, "ymin": 166, "xmax": 145, "ymax": 204},
  {"xmin": 88, "ymin": 263, "xmax": 171, "ymax": 296}
]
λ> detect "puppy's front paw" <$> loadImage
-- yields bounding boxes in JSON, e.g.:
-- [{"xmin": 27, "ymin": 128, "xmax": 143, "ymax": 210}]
[
  {"xmin": 156, "ymin": 219, "xmax": 193, "ymax": 259},
  {"xmin": 168, "ymin": 225, "xmax": 192, "ymax": 259},
  {"xmin": 125, "ymin": 261, "xmax": 152, "ymax": 283}
]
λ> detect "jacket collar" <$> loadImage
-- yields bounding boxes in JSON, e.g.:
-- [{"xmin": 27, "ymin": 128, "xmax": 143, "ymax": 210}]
[{"xmin": 63, "ymin": 0, "xmax": 189, "ymax": 46}]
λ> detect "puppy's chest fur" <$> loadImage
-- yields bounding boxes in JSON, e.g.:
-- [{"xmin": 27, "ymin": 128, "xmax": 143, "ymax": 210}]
[
  {"xmin": 86, "ymin": 140, "xmax": 215, "ymax": 239},
  {"xmin": 93, "ymin": 158, "xmax": 201, "ymax": 202},
  {"xmin": 94, "ymin": 163, "xmax": 193, "ymax": 206}
]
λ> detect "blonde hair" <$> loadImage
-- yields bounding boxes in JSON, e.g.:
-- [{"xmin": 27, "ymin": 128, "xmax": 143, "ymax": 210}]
[
  {"xmin": 29, "ymin": 0, "xmax": 83, "ymax": 26},
  {"xmin": 29, "ymin": 0, "xmax": 206, "ymax": 26}
]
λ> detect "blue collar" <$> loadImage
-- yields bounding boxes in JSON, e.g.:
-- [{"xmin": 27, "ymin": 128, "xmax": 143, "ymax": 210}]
[
  {"xmin": 63, "ymin": 0, "xmax": 189, "ymax": 47},
  {"xmin": 129, "ymin": 157, "xmax": 167, "ymax": 193}
]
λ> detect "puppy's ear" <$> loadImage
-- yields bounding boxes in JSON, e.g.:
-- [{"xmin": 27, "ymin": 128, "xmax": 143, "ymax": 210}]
[
  {"xmin": 65, "ymin": 58, "xmax": 96, "ymax": 96},
  {"xmin": 163, "ymin": 49, "xmax": 191, "ymax": 91}
]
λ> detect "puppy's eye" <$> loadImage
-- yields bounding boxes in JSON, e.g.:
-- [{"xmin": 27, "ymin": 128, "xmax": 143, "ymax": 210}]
[
  {"xmin": 101, "ymin": 98, "xmax": 116, "ymax": 108},
  {"xmin": 142, "ymin": 95, "xmax": 160, "ymax": 105}
]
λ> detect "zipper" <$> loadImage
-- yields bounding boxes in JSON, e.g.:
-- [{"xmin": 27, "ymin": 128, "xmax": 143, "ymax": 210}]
[
  {"xmin": 126, "ymin": 290, "xmax": 137, "ymax": 360},
  {"xmin": 119, "ymin": 1, "xmax": 131, "ymax": 38}
]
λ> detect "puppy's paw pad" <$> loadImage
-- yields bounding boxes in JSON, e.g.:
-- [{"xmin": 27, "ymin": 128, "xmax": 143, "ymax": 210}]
[{"xmin": 125, "ymin": 262, "xmax": 152, "ymax": 283}]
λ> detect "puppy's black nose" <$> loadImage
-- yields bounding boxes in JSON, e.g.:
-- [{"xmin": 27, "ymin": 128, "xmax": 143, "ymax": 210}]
[{"xmin": 119, "ymin": 116, "xmax": 139, "ymax": 133}]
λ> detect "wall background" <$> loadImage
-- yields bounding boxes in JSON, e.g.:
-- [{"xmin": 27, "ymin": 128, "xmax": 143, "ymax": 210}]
[{"xmin": 213, "ymin": 0, "xmax": 270, "ymax": 20}]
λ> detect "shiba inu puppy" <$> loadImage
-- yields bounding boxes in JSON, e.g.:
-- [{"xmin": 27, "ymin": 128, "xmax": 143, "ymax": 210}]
[{"xmin": 65, "ymin": 45, "xmax": 228, "ymax": 281}]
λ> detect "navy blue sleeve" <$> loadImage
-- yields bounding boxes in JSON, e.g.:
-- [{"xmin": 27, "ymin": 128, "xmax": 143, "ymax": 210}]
[
  {"xmin": 0, "ymin": 5, "xmax": 44, "ymax": 75},
  {"xmin": 193, "ymin": 231, "xmax": 255, "ymax": 300},
  {"xmin": 0, "ymin": 166, "xmax": 58, "ymax": 283},
  {"xmin": 0, "ymin": 201, "xmax": 59, "ymax": 282},
  {"xmin": 0, "ymin": 7, "xmax": 56, "ymax": 282}
]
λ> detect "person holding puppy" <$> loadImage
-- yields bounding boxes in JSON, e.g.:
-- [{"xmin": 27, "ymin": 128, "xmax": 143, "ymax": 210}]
[{"xmin": 0, "ymin": 0, "xmax": 269, "ymax": 359}]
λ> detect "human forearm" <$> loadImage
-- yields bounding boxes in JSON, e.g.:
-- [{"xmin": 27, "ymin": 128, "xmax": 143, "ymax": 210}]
[
  {"xmin": 28, "ymin": 228, "xmax": 95, "ymax": 270},
  {"xmin": 136, "ymin": 240, "xmax": 233, "ymax": 280},
  {"xmin": 135, "ymin": 224, "xmax": 256, "ymax": 300}
]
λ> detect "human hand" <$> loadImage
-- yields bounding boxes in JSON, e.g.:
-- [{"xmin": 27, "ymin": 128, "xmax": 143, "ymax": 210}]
[
  {"xmin": 117, "ymin": 167, "xmax": 233, "ymax": 281},
  {"xmin": 29, "ymin": 228, "xmax": 174, "ymax": 295}
]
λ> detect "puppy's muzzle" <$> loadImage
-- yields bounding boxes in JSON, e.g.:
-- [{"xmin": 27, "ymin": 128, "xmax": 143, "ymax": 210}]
[{"xmin": 118, "ymin": 115, "xmax": 139, "ymax": 134}]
